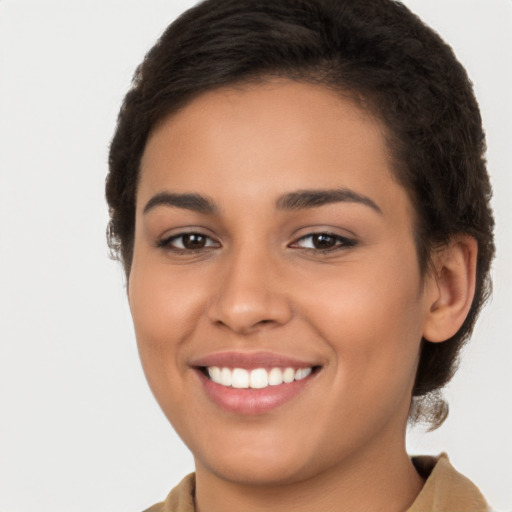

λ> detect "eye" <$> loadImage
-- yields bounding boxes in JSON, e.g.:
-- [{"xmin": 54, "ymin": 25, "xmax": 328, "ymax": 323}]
[
  {"xmin": 291, "ymin": 232, "xmax": 357, "ymax": 251},
  {"xmin": 158, "ymin": 232, "xmax": 220, "ymax": 251}
]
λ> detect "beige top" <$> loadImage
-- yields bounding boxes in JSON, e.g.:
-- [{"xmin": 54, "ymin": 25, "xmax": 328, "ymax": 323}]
[{"xmin": 143, "ymin": 453, "xmax": 490, "ymax": 512}]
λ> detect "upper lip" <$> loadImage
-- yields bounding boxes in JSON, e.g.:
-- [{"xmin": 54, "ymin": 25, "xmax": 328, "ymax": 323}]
[{"xmin": 190, "ymin": 351, "xmax": 321, "ymax": 370}]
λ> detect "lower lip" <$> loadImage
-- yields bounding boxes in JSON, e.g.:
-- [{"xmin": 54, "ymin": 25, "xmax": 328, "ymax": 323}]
[{"xmin": 196, "ymin": 369, "xmax": 316, "ymax": 415}]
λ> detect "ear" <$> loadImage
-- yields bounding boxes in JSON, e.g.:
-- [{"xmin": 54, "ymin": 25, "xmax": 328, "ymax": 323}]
[{"xmin": 423, "ymin": 236, "xmax": 478, "ymax": 343}]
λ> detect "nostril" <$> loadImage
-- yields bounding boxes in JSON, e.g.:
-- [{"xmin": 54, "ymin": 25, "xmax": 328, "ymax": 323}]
[{"xmin": 212, "ymin": 314, "xmax": 282, "ymax": 334}]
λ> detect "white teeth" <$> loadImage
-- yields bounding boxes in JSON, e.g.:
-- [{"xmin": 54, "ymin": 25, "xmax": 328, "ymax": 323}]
[
  {"xmin": 208, "ymin": 366, "xmax": 221, "ymax": 383},
  {"xmin": 268, "ymin": 367, "xmax": 284, "ymax": 386},
  {"xmin": 295, "ymin": 367, "xmax": 312, "ymax": 380},
  {"xmin": 231, "ymin": 368, "xmax": 249, "ymax": 388},
  {"xmin": 250, "ymin": 368, "xmax": 269, "ymax": 389},
  {"xmin": 220, "ymin": 367, "xmax": 232, "ymax": 387},
  {"xmin": 206, "ymin": 366, "xmax": 314, "ymax": 389},
  {"xmin": 283, "ymin": 367, "xmax": 295, "ymax": 383}
]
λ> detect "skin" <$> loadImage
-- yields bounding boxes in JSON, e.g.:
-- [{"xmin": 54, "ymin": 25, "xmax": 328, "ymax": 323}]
[{"xmin": 128, "ymin": 80, "xmax": 477, "ymax": 512}]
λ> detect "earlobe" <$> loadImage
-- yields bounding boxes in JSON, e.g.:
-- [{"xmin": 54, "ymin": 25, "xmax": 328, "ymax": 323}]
[{"xmin": 423, "ymin": 236, "xmax": 478, "ymax": 343}]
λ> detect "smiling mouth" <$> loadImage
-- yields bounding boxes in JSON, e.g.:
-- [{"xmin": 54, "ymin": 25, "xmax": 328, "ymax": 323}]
[
  {"xmin": 200, "ymin": 366, "xmax": 321, "ymax": 389},
  {"xmin": 194, "ymin": 356, "xmax": 322, "ymax": 414}
]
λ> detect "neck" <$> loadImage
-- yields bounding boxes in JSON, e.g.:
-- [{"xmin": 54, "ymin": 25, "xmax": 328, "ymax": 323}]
[{"xmin": 194, "ymin": 436, "xmax": 424, "ymax": 512}]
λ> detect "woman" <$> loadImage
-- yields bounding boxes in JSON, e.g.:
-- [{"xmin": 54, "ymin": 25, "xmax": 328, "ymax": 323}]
[{"xmin": 106, "ymin": 0, "xmax": 495, "ymax": 510}]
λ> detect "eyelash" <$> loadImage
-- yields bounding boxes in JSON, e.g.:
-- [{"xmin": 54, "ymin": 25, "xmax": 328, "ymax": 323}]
[
  {"xmin": 157, "ymin": 231, "xmax": 357, "ymax": 254},
  {"xmin": 291, "ymin": 232, "xmax": 357, "ymax": 252},
  {"xmin": 157, "ymin": 232, "xmax": 220, "ymax": 253}
]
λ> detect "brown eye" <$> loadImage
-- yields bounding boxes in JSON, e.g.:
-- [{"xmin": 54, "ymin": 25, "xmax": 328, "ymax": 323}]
[
  {"xmin": 182, "ymin": 233, "xmax": 207, "ymax": 249},
  {"xmin": 311, "ymin": 234, "xmax": 337, "ymax": 249},
  {"xmin": 292, "ymin": 232, "xmax": 357, "ymax": 251},
  {"xmin": 158, "ymin": 232, "xmax": 220, "ymax": 251}
]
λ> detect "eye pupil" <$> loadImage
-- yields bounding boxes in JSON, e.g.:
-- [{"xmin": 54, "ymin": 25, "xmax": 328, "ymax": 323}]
[
  {"xmin": 313, "ymin": 234, "xmax": 336, "ymax": 249},
  {"xmin": 183, "ymin": 234, "xmax": 206, "ymax": 249}
]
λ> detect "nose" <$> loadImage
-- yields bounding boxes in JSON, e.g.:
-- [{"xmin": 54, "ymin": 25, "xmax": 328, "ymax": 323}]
[{"xmin": 207, "ymin": 246, "xmax": 293, "ymax": 334}]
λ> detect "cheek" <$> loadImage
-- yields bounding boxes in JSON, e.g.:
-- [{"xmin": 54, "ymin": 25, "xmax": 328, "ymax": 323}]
[
  {"xmin": 129, "ymin": 260, "xmax": 204, "ymax": 347},
  {"xmin": 301, "ymin": 253, "xmax": 425, "ymax": 387},
  {"xmin": 127, "ymin": 260, "xmax": 203, "ymax": 399}
]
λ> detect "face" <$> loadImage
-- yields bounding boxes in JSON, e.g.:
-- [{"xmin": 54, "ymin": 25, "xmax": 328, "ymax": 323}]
[{"xmin": 129, "ymin": 80, "xmax": 435, "ymax": 486}]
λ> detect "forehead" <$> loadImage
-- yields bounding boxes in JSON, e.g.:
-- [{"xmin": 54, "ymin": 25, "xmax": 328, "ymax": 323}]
[{"xmin": 138, "ymin": 80, "xmax": 410, "ymax": 221}]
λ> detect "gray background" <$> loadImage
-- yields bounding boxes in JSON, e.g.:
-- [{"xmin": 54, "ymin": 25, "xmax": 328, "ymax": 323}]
[{"xmin": 1, "ymin": 1, "xmax": 511, "ymax": 510}]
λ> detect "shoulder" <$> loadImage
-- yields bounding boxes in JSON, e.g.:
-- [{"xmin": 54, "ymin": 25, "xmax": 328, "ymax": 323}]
[
  {"xmin": 142, "ymin": 473, "xmax": 196, "ymax": 512},
  {"xmin": 142, "ymin": 504, "xmax": 164, "ymax": 512},
  {"xmin": 408, "ymin": 453, "xmax": 491, "ymax": 512}
]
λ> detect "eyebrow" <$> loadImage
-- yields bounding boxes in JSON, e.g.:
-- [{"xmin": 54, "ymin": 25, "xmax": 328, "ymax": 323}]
[
  {"xmin": 143, "ymin": 188, "xmax": 381, "ymax": 215},
  {"xmin": 276, "ymin": 188, "xmax": 382, "ymax": 214},
  {"xmin": 143, "ymin": 192, "xmax": 219, "ymax": 215}
]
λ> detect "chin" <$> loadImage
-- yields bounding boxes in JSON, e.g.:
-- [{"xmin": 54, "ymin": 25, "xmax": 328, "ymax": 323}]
[
  {"xmin": 190, "ymin": 430, "xmax": 330, "ymax": 487},
  {"xmin": 202, "ymin": 453, "xmax": 316, "ymax": 487}
]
